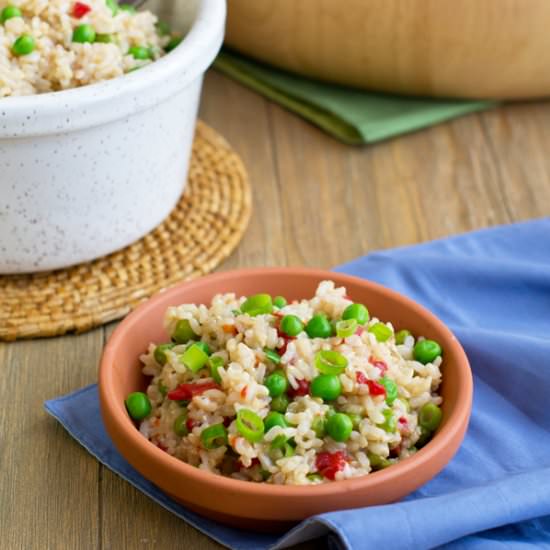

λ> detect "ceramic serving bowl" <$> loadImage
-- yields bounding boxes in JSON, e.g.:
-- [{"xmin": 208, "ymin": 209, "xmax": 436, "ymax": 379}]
[
  {"xmin": 99, "ymin": 267, "xmax": 473, "ymax": 531},
  {"xmin": 0, "ymin": 0, "xmax": 225, "ymax": 274}
]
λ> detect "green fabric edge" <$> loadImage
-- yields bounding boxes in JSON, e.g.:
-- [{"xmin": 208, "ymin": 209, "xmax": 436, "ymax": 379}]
[{"xmin": 213, "ymin": 51, "xmax": 497, "ymax": 145}]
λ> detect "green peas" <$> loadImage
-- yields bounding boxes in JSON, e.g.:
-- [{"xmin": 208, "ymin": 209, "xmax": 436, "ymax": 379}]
[
  {"xmin": 154, "ymin": 343, "xmax": 175, "ymax": 365},
  {"xmin": 72, "ymin": 24, "xmax": 96, "ymax": 43},
  {"xmin": 119, "ymin": 3, "xmax": 136, "ymax": 13},
  {"xmin": 311, "ymin": 416, "xmax": 326, "ymax": 437},
  {"xmin": 264, "ymin": 370, "xmax": 288, "ymax": 397},
  {"xmin": 105, "ymin": 0, "xmax": 119, "ymax": 15},
  {"xmin": 326, "ymin": 413, "xmax": 353, "ymax": 442},
  {"xmin": 379, "ymin": 377, "xmax": 398, "ymax": 405},
  {"xmin": 165, "ymin": 34, "xmax": 182, "ymax": 52},
  {"xmin": 346, "ymin": 413, "xmax": 362, "ymax": 430},
  {"xmin": 395, "ymin": 329, "xmax": 412, "ymax": 345},
  {"xmin": 416, "ymin": 427, "xmax": 432, "ymax": 449},
  {"xmin": 270, "ymin": 394, "xmax": 290, "ymax": 413},
  {"xmin": 264, "ymin": 411, "xmax": 288, "ymax": 432},
  {"xmin": 241, "ymin": 293, "xmax": 273, "ymax": 316},
  {"xmin": 273, "ymin": 295, "xmax": 287, "ymax": 309},
  {"xmin": 311, "ymin": 374, "xmax": 342, "ymax": 401},
  {"xmin": 173, "ymin": 412, "xmax": 188, "ymax": 436},
  {"xmin": 342, "ymin": 303, "xmax": 369, "ymax": 325},
  {"xmin": 307, "ymin": 473, "xmax": 324, "ymax": 482},
  {"xmin": 418, "ymin": 402, "xmax": 443, "ymax": 432},
  {"xmin": 367, "ymin": 452, "xmax": 391, "ymax": 471},
  {"xmin": 95, "ymin": 33, "xmax": 115, "ymax": 43},
  {"xmin": 125, "ymin": 392, "xmax": 151, "ymax": 420},
  {"xmin": 414, "ymin": 339, "xmax": 442, "ymax": 364},
  {"xmin": 172, "ymin": 319, "xmax": 198, "ymax": 344},
  {"xmin": 207, "ymin": 356, "xmax": 224, "ymax": 384},
  {"xmin": 264, "ymin": 348, "xmax": 281, "ymax": 365},
  {"xmin": 201, "ymin": 423, "xmax": 228, "ymax": 449},
  {"xmin": 156, "ymin": 20, "xmax": 171, "ymax": 36},
  {"xmin": 12, "ymin": 34, "xmax": 35, "ymax": 56},
  {"xmin": 179, "ymin": 343, "xmax": 209, "ymax": 373},
  {"xmin": 305, "ymin": 314, "xmax": 332, "ymax": 338},
  {"xmin": 1, "ymin": 5, "xmax": 22, "ymax": 24},
  {"xmin": 129, "ymin": 45, "xmax": 152, "ymax": 60},
  {"xmin": 280, "ymin": 314, "xmax": 304, "ymax": 337},
  {"xmin": 378, "ymin": 409, "xmax": 397, "ymax": 433},
  {"xmin": 194, "ymin": 341, "xmax": 211, "ymax": 356},
  {"xmin": 368, "ymin": 322, "xmax": 393, "ymax": 342}
]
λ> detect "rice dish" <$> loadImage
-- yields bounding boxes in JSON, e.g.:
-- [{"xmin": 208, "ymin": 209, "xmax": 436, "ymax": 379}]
[{"xmin": 128, "ymin": 281, "xmax": 444, "ymax": 485}]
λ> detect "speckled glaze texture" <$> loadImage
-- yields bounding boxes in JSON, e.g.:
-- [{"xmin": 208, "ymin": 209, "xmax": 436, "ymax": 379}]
[{"xmin": 0, "ymin": 0, "xmax": 226, "ymax": 273}]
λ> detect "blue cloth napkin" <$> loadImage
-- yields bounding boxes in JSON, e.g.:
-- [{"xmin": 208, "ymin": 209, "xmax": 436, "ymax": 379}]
[{"xmin": 45, "ymin": 218, "xmax": 550, "ymax": 550}]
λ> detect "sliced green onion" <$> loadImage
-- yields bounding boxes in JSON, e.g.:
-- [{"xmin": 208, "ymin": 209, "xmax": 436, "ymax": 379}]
[
  {"xmin": 367, "ymin": 452, "xmax": 391, "ymax": 470},
  {"xmin": 336, "ymin": 319, "xmax": 357, "ymax": 338},
  {"xmin": 236, "ymin": 409, "xmax": 264, "ymax": 443},
  {"xmin": 200, "ymin": 423, "xmax": 227, "ymax": 449},
  {"xmin": 208, "ymin": 356, "xmax": 224, "ymax": 384},
  {"xmin": 368, "ymin": 322, "xmax": 393, "ymax": 342},
  {"xmin": 95, "ymin": 33, "xmax": 115, "ymax": 43},
  {"xmin": 173, "ymin": 412, "xmax": 188, "ymax": 436},
  {"xmin": 283, "ymin": 441, "xmax": 295, "ymax": 457},
  {"xmin": 264, "ymin": 348, "xmax": 281, "ymax": 365},
  {"xmin": 119, "ymin": 3, "xmax": 136, "ymax": 13},
  {"xmin": 240, "ymin": 293, "xmax": 273, "ymax": 316},
  {"xmin": 378, "ymin": 409, "xmax": 397, "ymax": 433},
  {"xmin": 179, "ymin": 343, "xmax": 209, "ymax": 373},
  {"xmin": 194, "ymin": 341, "xmax": 211, "ymax": 356},
  {"xmin": 312, "ymin": 416, "xmax": 326, "ymax": 437},
  {"xmin": 156, "ymin": 20, "xmax": 171, "ymax": 36},
  {"xmin": 105, "ymin": 0, "xmax": 119, "ymax": 15},
  {"xmin": 172, "ymin": 319, "xmax": 198, "ymax": 344},
  {"xmin": 270, "ymin": 434, "xmax": 287, "ymax": 450},
  {"xmin": 314, "ymin": 350, "xmax": 348, "ymax": 375},
  {"xmin": 379, "ymin": 377, "xmax": 398, "ymax": 405}
]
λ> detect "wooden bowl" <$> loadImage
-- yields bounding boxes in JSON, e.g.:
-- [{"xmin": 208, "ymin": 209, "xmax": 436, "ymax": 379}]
[
  {"xmin": 225, "ymin": 0, "xmax": 550, "ymax": 99},
  {"xmin": 99, "ymin": 268, "xmax": 472, "ymax": 531}
]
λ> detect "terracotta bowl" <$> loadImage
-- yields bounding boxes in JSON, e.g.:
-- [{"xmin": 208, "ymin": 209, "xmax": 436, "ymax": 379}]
[{"xmin": 99, "ymin": 268, "xmax": 472, "ymax": 532}]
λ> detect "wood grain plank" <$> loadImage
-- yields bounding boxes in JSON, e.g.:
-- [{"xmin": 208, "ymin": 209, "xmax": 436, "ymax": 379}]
[{"xmin": 0, "ymin": 330, "xmax": 102, "ymax": 550}]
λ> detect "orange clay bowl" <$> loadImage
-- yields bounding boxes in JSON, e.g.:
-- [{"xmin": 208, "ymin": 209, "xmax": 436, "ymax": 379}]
[{"xmin": 99, "ymin": 267, "xmax": 473, "ymax": 532}]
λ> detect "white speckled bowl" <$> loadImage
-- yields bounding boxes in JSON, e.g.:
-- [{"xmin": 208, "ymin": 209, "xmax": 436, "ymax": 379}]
[{"xmin": 0, "ymin": 0, "xmax": 225, "ymax": 274}]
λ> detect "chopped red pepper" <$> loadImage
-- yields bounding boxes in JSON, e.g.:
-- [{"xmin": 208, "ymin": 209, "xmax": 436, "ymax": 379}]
[
  {"xmin": 240, "ymin": 385, "xmax": 248, "ymax": 399},
  {"xmin": 398, "ymin": 416, "xmax": 408, "ymax": 425},
  {"xmin": 167, "ymin": 381, "xmax": 220, "ymax": 401},
  {"xmin": 369, "ymin": 355, "xmax": 388, "ymax": 374},
  {"xmin": 277, "ymin": 335, "xmax": 295, "ymax": 356},
  {"xmin": 222, "ymin": 324, "xmax": 237, "ymax": 334},
  {"xmin": 366, "ymin": 379, "xmax": 386, "ymax": 397},
  {"xmin": 355, "ymin": 371, "xmax": 368, "ymax": 385},
  {"xmin": 316, "ymin": 451, "xmax": 347, "ymax": 480},
  {"xmin": 72, "ymin": 2, "xmax": 91, "ymax": 18},
  {"xmin": 288, "ymin": 378, "xmax": 310, "ymax": 397},
  {"xmin": 186, "ymin": 418, "xmax": 198, "ymax": 432}
]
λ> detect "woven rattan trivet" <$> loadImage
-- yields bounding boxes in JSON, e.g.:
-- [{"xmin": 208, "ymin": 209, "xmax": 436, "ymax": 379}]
[{"xmin": 0, "ymin": 121, "xmax": 251, "ymax": 341}]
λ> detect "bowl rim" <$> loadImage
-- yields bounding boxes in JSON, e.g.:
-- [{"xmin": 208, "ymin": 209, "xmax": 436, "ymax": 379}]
[
  {"xmin": 0, "ymin": 0, "xmax": 226, "ymax": 137},
  {"xmin": 99, "ymin": 267, "xmax": 473, "ymax": 498}
]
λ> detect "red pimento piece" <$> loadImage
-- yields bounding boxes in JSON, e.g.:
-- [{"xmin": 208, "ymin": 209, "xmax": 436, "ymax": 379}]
[
  {"xmin": 167, "ymin": 381, "xmax": 220, "ymax": 401},
  {"xmin": 72, "ymin": 2, "xmax": 91, "ymax": 18},
  {"xmin": 222, "ymin": 324, "xmax": 237, "ymax": 334},
  {"xmin": 186, "ymin": 418, "xmax": 197, "ymax": 432},
  {"xmin": 315, "ymin": 451, "xmax": 347, "ymax": 480},
  {"xmin": 366, "ymin": 379, "xmax": 386, "ymax": 397},
  {"xmin": 277, "ymin": 335, "xmax": 295, "ymax": 356},
  {"xmin": 369, "ymin": 355, "xmax": 388, "ymax": 374},
  {"xmin": 398, "ymin": 416, "xmax": 408, "ymax": 425},
  {"xmin": 240, "ymin": 385, "xmax": 248, "ymax": 399},
  {"xmin": 288, "ymin": 378, "xmax": 310, "ymax": 397},
  {"xmin": 355, "ymin": 371, "xmax": 368, "ymax": 385}
]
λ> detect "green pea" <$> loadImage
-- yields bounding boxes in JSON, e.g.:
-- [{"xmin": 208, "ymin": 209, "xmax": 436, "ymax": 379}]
[
  {"xmin": 305, "ymin": 314, "xmax": 333, "ymax": 338},
  {"xmin": 264, "ymin": 348, "xmax": 281, "ymax": 365},
  {"xmin": 119, "ymin": 3, "xmax": 136, "ymax": 13},
  {"xmin": 125, "ymin": 391, "xmax": 151, "ymax": 420},
  {"xmin": 241, "ymin": 293, "xmax": 273, "ymax": 316},
  {"xmin": 194, "ymin": 341, "xmax": 211, "ymax": 356},
  {"xmin": 95, "ymin": 33, "xmax": 115, "ymax": 43},
  {"xmin": 312, "ymin": 416, "xmax": 326, "ymax": 437},
  {"xmin": 342, "ymin": 303, "xmax": 370, "ymax": 325},
  {"xmin": 418, "ymin": 402, "xmax": 443, "ymax": 432},
  {"xmin": 379, "ymin": 377, "xmax": 398, "ymax": 405},
  {"xmin": 378, "ymin": 409, "xmax": 397, "ymax": 433},
  {"xmin": 395, "ymin": 329, "xmax": 412, "ymax": 345},
  {"xmin": 326, "ymin": 413, "xmax": 353, "ymax": 442},
  {"xmin": 172, "ymin": 319, "xmax": 198, "ymax": 344},
  {"xmin": 280, "ymin": 314, "xmax": 304, "ymax": 337},
  {"xmin": 1, "ymin": 5, "xmax": 22, "ymax": 24},
  {"xmin": 154, "ymin": 343, "xmax": 175, "ymax": 365},
  {"xmin": 265, "ymin": 370, "xmax": 288, "ymax": 397},
  {"xmin": 165, "ymin": 34, "xmax": 182, "ymax": 52},
  {"xmin": 368, "ymin": 322, "xmax": 393, "ymax": 342},
  {"xmin": 273, "ymin": 295, "xmax": 287, "ymax": 309},
  {"xmin": 307, "ymin": 473, "xmax": 324, "ymax": 482},
  {"xmin": 264, "ymin": 411, "xmax": 288, "ymax": 432},
  {"xmin": 129, "ymin": 45, "xmax": 152, "ymax": 60},
  {"xmin": 346, "ymin": 412, "xmax": 362, "ymax": 430},
  {"xmin": 105, "ymin": 0, "xmax": 119, "ymax": 15},
  {"xmin": 173, "ymin": 412, "xmax": 188, "ymax": 436},
  {"xmin": 72, "ymin": 24, "xmax": 96, "ymax": 43},
  {"xmin": 12, "ymin": 34, "xmax": 35, "ymax": 56},
  {"xmin": 156, "ymin": 20, "xmax": 171, "ymax": 36},
  {"xmin": 270, "ymin": 394, "xmax": 290, "ymax": 413},
  {"xmin": 311, "ymin": 374, "xmax": 342, "ymax": 401},
  {"xmin": 367, "ymin": 452, "xmax": 391, "ymax": 471},
  {"xmin": 414, "ymin": 339, "xmax": 442, "ymax": 364}
]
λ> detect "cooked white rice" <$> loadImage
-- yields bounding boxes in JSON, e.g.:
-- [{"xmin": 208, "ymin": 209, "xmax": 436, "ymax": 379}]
[
  {"xmin": 0, "ymin": 0, "xmax": 172, "ymax": 97},
  {"xmin": 137, "ymin": 281, "xmax": 444, "ymax": 485}
]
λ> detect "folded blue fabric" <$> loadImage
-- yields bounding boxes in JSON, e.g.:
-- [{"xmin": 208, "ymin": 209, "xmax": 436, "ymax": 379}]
[{"xmin": 45, "ymin": 218, "xmax": 550, "ymax": 550}]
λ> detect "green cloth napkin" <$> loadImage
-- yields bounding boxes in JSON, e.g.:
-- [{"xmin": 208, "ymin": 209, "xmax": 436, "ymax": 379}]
[{"xmin": 213, "ymin": 50, "xmax": 496, "ymax": 145}]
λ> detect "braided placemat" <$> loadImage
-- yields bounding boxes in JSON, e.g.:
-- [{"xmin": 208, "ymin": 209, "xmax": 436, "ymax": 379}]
[{"xmin": 0, "ymin": 121, "xmax": 251, "ymax": 341}]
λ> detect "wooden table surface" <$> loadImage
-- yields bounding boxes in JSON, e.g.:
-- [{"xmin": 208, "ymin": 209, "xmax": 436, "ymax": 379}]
[{"xmin": 2, "ymin": 70, "xmax": 550, "ymax": 550}]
